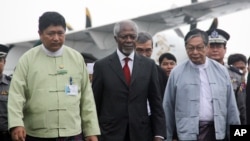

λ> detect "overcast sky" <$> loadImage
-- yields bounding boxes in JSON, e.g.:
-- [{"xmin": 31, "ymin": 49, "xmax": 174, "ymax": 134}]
[{"xmin": 1, "ymin": 0, "xmax": 250, "ymax": 59}]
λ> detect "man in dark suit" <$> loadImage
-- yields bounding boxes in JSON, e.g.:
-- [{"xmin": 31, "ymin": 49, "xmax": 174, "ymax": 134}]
[
  {"xmin": 92, "ymin": 20, "xmax": 166, "ymax": 141},
  {"xmin": 135, "ymin": 31, "xmax": 168, "ymax": 99}
]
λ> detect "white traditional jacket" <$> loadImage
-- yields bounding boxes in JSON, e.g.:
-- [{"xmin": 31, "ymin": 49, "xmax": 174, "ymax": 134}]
[{"xmin": 163, "ymin": 58, "xmax": 240, "ymax": 141}]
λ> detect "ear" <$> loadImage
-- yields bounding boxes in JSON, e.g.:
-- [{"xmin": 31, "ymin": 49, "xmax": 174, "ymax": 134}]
[
  {"xmin": 38, "ymin": 30, "xmax": 42, "ymax": 36},
  {"xmin": 114, "ymin": 36, "xmax": 118, "ymax": 43},
  {"xmin": 204, "ymin": 46, "xmax": 208, "ymax": 53}
]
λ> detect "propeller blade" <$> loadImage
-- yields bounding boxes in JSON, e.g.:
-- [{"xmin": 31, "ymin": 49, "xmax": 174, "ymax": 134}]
[{"xmin": 86, "ymin": 7, "xmax": 92, "ymax": 28}]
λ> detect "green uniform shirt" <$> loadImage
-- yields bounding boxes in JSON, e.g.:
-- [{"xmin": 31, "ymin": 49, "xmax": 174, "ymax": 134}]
[{"xmin": 8, "ymin": 45, "xmax": 100, "ymax": 138}]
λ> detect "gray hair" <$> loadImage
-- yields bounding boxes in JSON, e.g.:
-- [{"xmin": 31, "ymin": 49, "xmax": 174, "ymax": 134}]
[
  {"xmin": 137, "ymin": 31, "xmax": 153, "ymax": 44},
  {"xmin": 113, "ymin": 20, "xmax": 139, "ymax": 37},
  {"xmin": 184, "ymin": 28, "xmax": 208, "ymax": 45}
]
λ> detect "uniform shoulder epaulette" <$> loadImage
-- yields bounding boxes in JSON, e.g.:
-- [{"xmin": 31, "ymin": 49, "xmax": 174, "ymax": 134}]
[{"xmin": 228, "ymin": 65, "xmax": 243, "ymax": 76}]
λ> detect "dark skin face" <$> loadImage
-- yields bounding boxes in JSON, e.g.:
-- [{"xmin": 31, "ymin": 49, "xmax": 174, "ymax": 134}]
[{"xmin": 114, "ymin": 21, "xmax": 137, "ymax": 56}]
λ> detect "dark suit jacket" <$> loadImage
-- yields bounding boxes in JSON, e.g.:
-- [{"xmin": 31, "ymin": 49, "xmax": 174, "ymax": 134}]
[
  {"xmin": 156, "ymin": 65, "xmax": 168, "ymax": 98},
  {"xmin": 92, "ymin": 52, "xmax": 166, "ymax": 141}
]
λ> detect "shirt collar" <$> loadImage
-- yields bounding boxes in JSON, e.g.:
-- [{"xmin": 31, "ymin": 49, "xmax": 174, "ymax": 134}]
[
  {"xmin": 0, "ymin": 74, "xmax": 10, "ymax": 85},
  {"xmin": 189, "ymin": 57, "xmax": 209, "ymax": 69},
  {"xmin": 116, "ymin": 49, "xmax": 135, "ymax": 61},
  {"xmin": 42, "ymin": 44, "xmax": 64, "ymax": 57}
]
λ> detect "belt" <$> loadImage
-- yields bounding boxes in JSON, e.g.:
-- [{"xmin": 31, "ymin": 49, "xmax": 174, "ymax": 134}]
[
  {"xmin": 199, "ymin": 121, "xmax": 214, "ymax": 129},
  {"xmin": 199, "ymin": 121, "xmax": 214, "ymax": 125}
]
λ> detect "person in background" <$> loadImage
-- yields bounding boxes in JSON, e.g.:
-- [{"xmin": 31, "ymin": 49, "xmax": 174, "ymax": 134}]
[
  {"xmin": 7, "ymin": 11, "xmax": 100, "ymax": 141},
  {"xmin": 206, "ymin": 28, "xmax": 246, "ymax": 125},
  {"xmin": 158, "ymin": 52, "xmax": 177, "ymax": 77},
  {"xmin": 0, "ymin": 44, "xmax": 11, "ymax": 141},
  {"xmin": 245, "ymin": 56, "xmax": 250, "ymax": 124},
  {"xmin": 92, "ymin": 20, "xmax": 166, "ymax": 141},
  {"xmin": 227, "ymin": 53, "xmax": 247, "ymax": 125},
  {"xmin": 228, "ymin": 53, "xmax": 247, "ymax": 81},
  {"xmin": 135, "ymin": 31, "xmax": 168, "ymax": 98},
  {"xmin": 158, "ymin": 52, "xmax": 178, "ymax": 141},
  {"xmin": 163, "ymin": 28, "xmax": 240, "ymax": 141},
  {"xmin": 206, "ymin": 28, "xmax": 229, "ymax": 65},
  {"xmin": 87, "ymin": 63, "xmax": 95, "ymax": 83}
]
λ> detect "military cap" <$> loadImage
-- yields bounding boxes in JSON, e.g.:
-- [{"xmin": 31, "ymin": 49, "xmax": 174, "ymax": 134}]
[
  {"xmin": 206, "ymin": 28, "xmax": 230, "ymax": 44},
  {"xmin": 0, "ymin": 44, "xmax": 9, "ymax": 58}
]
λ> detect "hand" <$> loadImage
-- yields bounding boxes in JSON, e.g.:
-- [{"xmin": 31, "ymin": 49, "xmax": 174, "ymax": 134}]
[
  {"xmin": 85, "ymin": 135, "xmax": 98, "ymax": 141},
  {"xmin": 154, "ymin": 136, "xmax": 164, "ymax": 141},
  {"xmin": 11, "ymin": 126, "xmax": 26, "ymax": 141}
]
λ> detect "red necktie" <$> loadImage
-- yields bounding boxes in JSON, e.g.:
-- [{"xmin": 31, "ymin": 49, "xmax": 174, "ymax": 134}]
[{"xmin": 123, "ymin": 57, "xmax": 131, "ymax": 85}]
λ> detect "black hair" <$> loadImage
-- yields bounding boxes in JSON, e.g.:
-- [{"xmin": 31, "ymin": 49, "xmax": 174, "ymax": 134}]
[
  {"xmin": 38, "ymin": 11, "xmax": 66, "ymax": 32},
  {"xmin": 0, "ymin": 44, "xmax": 9, "ymax": 59},
  {"xmin": 228, "ymin": 53, "xmax": 247, "ymax": 65},
  {"xmin": 159, "ymin": 52, "xmax": 177, "ymax": 64},
  {"xmin": 0, "ymin": 44, "xmax": 9, "ymax": 53},
  {"xmin": 248, "ymin": 56, "xmax": 250, "ymax": 65}
]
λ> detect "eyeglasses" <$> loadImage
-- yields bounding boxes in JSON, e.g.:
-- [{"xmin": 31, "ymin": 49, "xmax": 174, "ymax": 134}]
[
  {"xmin": 186, "ymin": 45, "xmax": 205, "ymax": 52},
  {"xmin": 118, "ymin": 34, "xmax": 137, "ymax": 41},
  {"xmin": 135, "ymin": 48, "xmax": 152, "ymax": 53}
]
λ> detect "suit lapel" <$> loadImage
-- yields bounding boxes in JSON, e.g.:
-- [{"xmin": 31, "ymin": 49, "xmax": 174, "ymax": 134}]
[
  {"xmin": 108, "ymin": 52, "xmax": 128, "ymax": 86},
  {"xmin": 129, "ymin": 54, "xmax": 143, "ymax": 100},
  {"xmin": 130, "ymin": 54, "xmax": 142, "ymax": 86}
]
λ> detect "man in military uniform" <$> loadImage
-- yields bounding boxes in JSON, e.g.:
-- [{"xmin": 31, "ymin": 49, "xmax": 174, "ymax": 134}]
[
  {"xmin": 0, "ymin": 44, "xmax": 11, "ymax": 141},
  {"xmin": 206, "ymin": 28, "xmax": 246, "ymax": 125}
]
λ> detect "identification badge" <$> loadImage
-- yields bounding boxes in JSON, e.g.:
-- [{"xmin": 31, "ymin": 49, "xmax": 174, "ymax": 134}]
[{"xmin": 65, "ymin": 85, "xmax": 78, "ymax": 95}]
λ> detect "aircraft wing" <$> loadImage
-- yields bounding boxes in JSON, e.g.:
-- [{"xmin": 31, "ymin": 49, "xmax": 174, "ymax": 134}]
[
  {"xmin": 64, "ymin": 0, "xmax": 250, "ymax": 59},
  {"xmin": 7, "ymin": 0, "xmax": 250, "ymax": 60}
]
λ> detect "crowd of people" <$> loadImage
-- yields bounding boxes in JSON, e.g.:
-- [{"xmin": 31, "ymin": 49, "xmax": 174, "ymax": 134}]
[{"xmin": 1, "ymin": 11, "xmax": 250, "ymax": 141}]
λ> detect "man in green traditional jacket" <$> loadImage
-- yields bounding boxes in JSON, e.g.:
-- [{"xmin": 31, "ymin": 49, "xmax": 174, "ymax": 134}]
[{"xmin": 7, "ymin": 11, "xmax": 100, "ymax": 141}]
